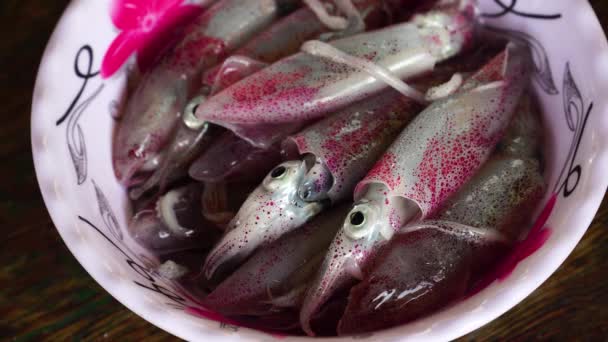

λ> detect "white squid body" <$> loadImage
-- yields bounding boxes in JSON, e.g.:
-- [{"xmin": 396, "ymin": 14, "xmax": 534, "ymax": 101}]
[
  {"xmin": 202, "ymin": 205, "xmax": 351, "ymax": 317},
  {"xmin": 338, "ymin": 152, "xmax": 547, "ymax": 335},
  {"xmin": 299, "ymin": 43, "xmax": 533, "ymax": 336},
  {"xmin": 202, "ymin": 87, "xmax": 428, "ymax": 280},
  {"xmin": 131, "ymin": 0, "xmax": 402, "ymax": 198},
  {"xmin": 193, "ymin": 1, "xmax": 477, "ymax": 148},
  {"xmin": 113, "ymin": 0, "xmax": 300, "ymax": 184},
  {"xmin": 127, "ymin": 184, "xmax": 220, "ymax": 254}
]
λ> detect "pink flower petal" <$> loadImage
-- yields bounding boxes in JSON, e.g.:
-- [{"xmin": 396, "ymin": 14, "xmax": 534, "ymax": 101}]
[
  {"xmin": 101, "ymin": 31, "xmax": 146, "ymax": 78},
  {"xmin": 111, "ymin": 0, "xmax": 147, "ymax": 30},
  {"xmin": 149, "ymin": 0, "xmax": 183, "ymax": 13},
  {"xmin": 136, "ymin": 4, "xmax": 205, "ymax": 72}
]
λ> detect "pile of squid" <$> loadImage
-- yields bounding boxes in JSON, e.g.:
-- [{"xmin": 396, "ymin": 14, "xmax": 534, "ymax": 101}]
[{"xmin": 114, "ymin": 0, "xmax": 547, "ymax": 336}]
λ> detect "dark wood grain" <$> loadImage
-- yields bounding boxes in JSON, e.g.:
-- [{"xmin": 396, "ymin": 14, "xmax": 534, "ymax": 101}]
[{"xmin": 1, "ymin": 1, "xmax": 606, "ymax": 341}]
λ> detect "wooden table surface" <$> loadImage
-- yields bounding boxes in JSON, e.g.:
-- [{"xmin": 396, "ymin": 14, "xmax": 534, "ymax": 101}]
[{"xmin": 1, "ymin": 1, "xmax": 607, "ymax": 341}]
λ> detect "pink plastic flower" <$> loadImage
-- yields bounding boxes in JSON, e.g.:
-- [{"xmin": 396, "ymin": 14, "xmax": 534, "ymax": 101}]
[{"xmin": 101, "ymin": 0, "xmax": 206, "ymax": 78}]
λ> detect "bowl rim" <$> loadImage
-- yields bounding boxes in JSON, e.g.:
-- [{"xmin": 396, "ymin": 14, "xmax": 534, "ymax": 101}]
[{"xmin": 31, "ymin": 0, "xmax": 608, "ymax": 341}]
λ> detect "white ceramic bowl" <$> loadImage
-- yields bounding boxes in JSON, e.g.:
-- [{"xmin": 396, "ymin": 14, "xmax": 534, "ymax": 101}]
[{"xmin": 32, "ymin": 0, "xmax": 608, "ymax": 340}]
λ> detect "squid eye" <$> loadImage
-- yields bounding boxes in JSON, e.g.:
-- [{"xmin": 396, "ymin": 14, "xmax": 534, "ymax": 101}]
[
  {"xmin": 183, "ymin": 96, "xmax": 207, "ymax": 129},
  {"xmin": 344, "ymin": 205, "xmax": 376, "ymax": 240},
  {"xmin": 262, "ymin": 161, "xmax": 303, "ymax": 192},
  {"xmin": 349, "ymin": 211, "xmax": 365, "ymax": 226},
  {"xmin": 347, "ymin": 211, "xmax": 367, "ymax": 238},
  {"xmin": 271, "ymin": 166, "xmax": 287, "ymax": 179},
  {"xmin": 300, "ymin": 188, "xmax": 311, "ymax": 200},
  {"xmin": 190, "ymin": 104, "xmax": 199, "ymax": 115}
]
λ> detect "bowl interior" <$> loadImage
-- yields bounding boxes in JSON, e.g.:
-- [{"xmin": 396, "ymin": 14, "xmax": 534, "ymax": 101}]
[{"xmin": 32, "ymin": 0, "xmax": 608, "ymax": 340}]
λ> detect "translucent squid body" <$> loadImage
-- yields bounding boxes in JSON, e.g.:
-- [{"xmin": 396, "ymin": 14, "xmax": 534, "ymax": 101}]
[
  {"xmin": 127, "ymin": 184, "xmax": 221, "ymax": 254},
  {"xmin": 202, "ymin": 205, "xmax": 351, "ymax": 318},
  {"xmin": 201, "ymin": 0, "xmax": 402, "ymax": 86},
  {"xmin": 186, "ymin": 0, "xmax": 399, "ymax": 185},
  {"xmin": 129, "ymin": 0, "xmax": 399, "ymax": 198},
  {"xmin": 113, "ymin": 0, "xmax": 300, "ymax": 185},
  {"xmin": 191, "ymin": 132, "xmax": 282, "ymax": 226},
  {"xmin": 203, "ymin": 88, "xmax": 427, "ymax": 280},
  {"xmin": 193, "ymin": 0, "xmax": 477, "ymax": 148},
  {"xmin": 299, "ymin": 43, "xmax": 533, "ymax": 335},
  {"xmin": 338, "ymin": 107, "xmax": 546, "ymax": 334}
]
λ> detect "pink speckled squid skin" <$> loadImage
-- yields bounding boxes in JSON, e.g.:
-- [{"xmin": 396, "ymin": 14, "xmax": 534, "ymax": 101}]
[
  {"xmin": 198, "ymin": 36, "xmax": 500, "ymax": 282},
  {"xmin": 201, "ymin": 89, "xmax": 422, "ymax": 282},
  {"xmin": 355, "ymin": 44, "xmax": 532, "ymax": 217},
  {"xmin": 284, "ymin": 89, "xmax": 424, "ymax": 203},
  {"xmin": 131, "ymin": 0, "xmax": 402, "ymax": 193},
  {"xmin": 338, "ymin": 153, "xmax": 546, "ymax": 335},
  {"xmin": 113, "ymin": 0, "xmax": 299, "ymax": 184},
  {"xmin": 203, "ymin": 205, "xmax": 350, "ymax": 317},
  {"xmin": 202, "ymin": 159, "xmax": 327, "ymax": 280},
  {"xmin": 200, "ymin": 63, "xmax": 474, "ymax": 283},
  {"xmin": 282, "ymin": 44, "xmax": 501, "ymax": 204},
  {"xmin": 299, "ymin": 44, "xmax": 532, "ymax": 336},
  {"xmin": 130, "ymin": 55, "xmax": 269, "ymax": 198},
  {"xmin": 194, "ymin": 2, "xmax": 476, "ymax": 148}
]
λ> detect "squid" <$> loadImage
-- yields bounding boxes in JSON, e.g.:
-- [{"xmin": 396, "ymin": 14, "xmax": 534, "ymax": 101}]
[
  {"xmin": 113, "ymin": 0, "xmax": 300, "ymax": 185},
  {"xmin": 497, "ymin": 94, "xmax": 543, "ymax": 160},
  {"xmin": 202, "ymin": 205, "xmax": 351, "ymax": 317},
  {"xmin": 201, "ymin": 0, "xmax": 405, "ymax": 85},
  {"xmin": 130, "ymin": 0, "xmax": 401, "ymax": 198},
  {"xmin": 189, "ymin": 131, "xmax": 283, "ymax": 184},
  {"xmin": 338, "ymin": 152, "xmax": 546, "ymax": 334},
  {"xmin": 128, "ymin": 62, "xmax": 269, "ymax": 200},
  {"xmin": 299, "ymin": 43, "xmax": 533, "ymax": 335},
  {"xmin": 192, "ymin": 0, "xmax": 477, "ymax": 149},
  {"xmin": 196, "ymin": 146, "xmax": 279, "ymax": 228},
  {"xmin": 128, "ymin": 184, "xmax": 221, "ymax": 254},
  {"xmin": 201, "ymin": 37, "xmax": 505, "ymax": 280},
  {"xmin": 202, "ymin": 86, "xmax": 430, "ymax": 279}
]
